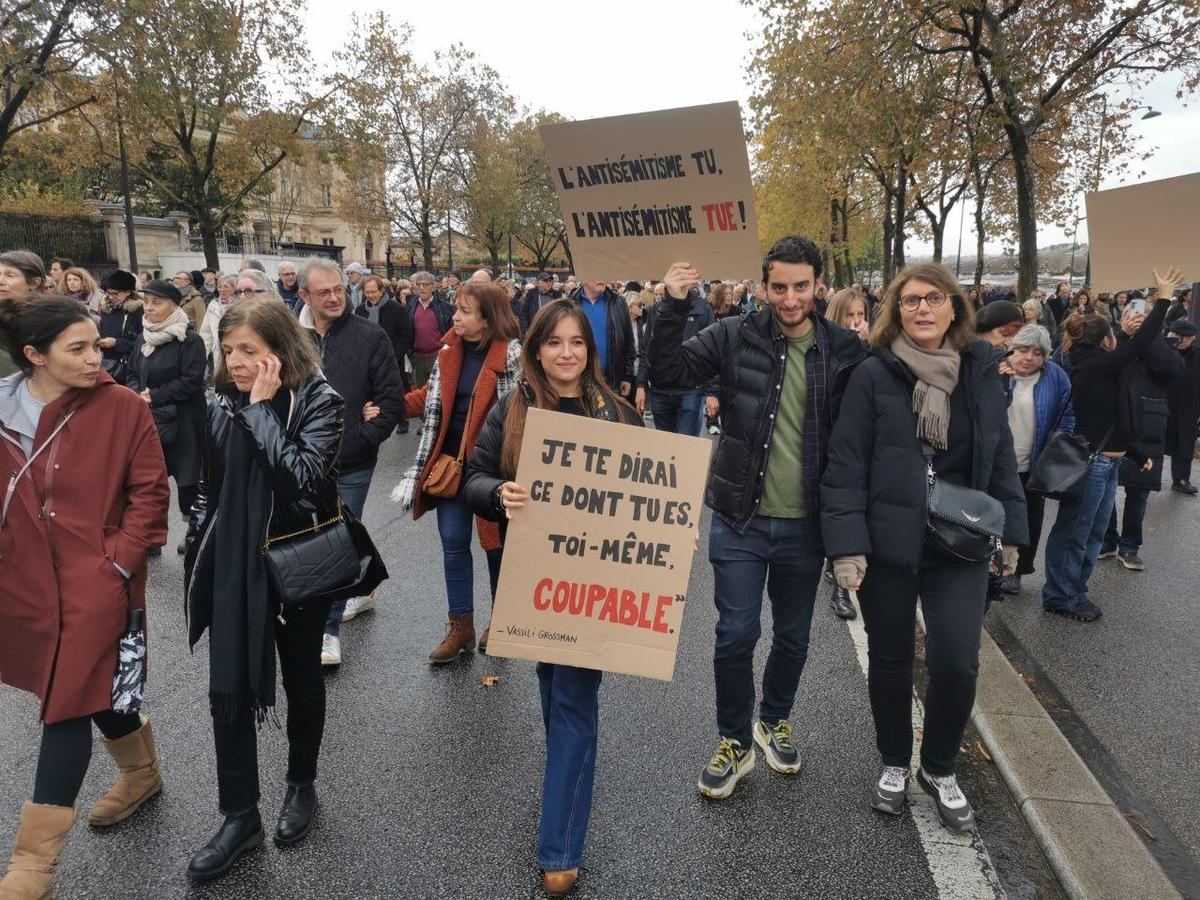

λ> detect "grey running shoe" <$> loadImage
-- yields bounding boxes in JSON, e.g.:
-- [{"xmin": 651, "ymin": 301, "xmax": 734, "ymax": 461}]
[
  {"xmin": 753, "ymin": 719, "xmax": 801, "ymax": 774},
  {"xmin": 917, "ymin": 768, "xmax": 976, "ymax": 832},
  {"xmin": 697, "ymin": 738, "xmax": 755, "ymax": 799},
  {"xmin": 872, "ymin": 766, "xmax": 909, "ymax": 815},
  {"xmin": 1118, "ymin": 551, "xmax": 1144, "ymax": 571}
]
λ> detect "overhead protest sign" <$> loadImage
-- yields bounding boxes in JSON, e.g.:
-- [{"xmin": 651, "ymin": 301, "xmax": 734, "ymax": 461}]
[
  {"xmin": 486, "ymin": 408, "xmax": 712, "ymax": 681},
  {"xmin": 1085, "ymin": 172, "xmax": 1200, "ymax": 292},
  {"xmin": 539, "ymin": 101, "xmax": 761, "ymax": 282}
]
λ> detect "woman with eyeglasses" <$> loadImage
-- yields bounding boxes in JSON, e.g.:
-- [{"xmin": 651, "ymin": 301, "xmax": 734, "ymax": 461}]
[
  {"xmin": 201, "ymin": 275, "xmax": 239, "ymax": 373},
  {"xmin": 822, "ymin": 262, "xmax": 1027, "ymax": 834},
  {"xmin": 97, "ymin": 269, "xmax": 143, "ymax": 386}
]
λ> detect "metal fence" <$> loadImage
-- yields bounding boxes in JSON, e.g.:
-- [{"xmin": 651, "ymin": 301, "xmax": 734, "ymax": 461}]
[
  {"xmin": 0, "ymin": 213, "xmax": 113, "ymax": 271},
  {"xmin": 186, "ymin": 233, "xmax": 342, "ymax": 263}
]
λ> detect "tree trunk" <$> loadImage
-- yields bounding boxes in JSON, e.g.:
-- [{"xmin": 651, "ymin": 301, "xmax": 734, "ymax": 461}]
[
  {"xmin": 882, "ymin": 203, "xmax": 895, "ymax": 285},
  {"xmin": 1008, "ymin": 124, "xmax": 1039, "ymax": 299},
  {"xmin": 199, "ymin": 213, "xmax": 220, "ymax": 270},
  {"xmin": 488, "ymin": 246, "xmax": 501, "ymax": 277},
  {"xmin": 892, "ymin": 162, "xmax": 908, "ymax": 273},
  {"xmin": 840, "ymin": 199, "xmax": 855, "ymax": 285},
  {"xmin": 421, "ymin": 225, "xmax": 434, "ymax": 271},
  {"xmin": 974, "ymin": 198, "xmax": 986, "ymax": 291},
  {"xmin": 829, "ymin": 199, "xmax": 844, "ymax": 288},
  {"xmin": 561, "ymin": 232, "xmax": 575, "ymax": 275},
  {"xmin": 931, "ymin": 219, "xmax": 944, "ymax": 263}
]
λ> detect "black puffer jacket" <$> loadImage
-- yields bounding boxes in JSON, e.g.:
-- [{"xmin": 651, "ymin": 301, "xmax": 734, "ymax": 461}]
[
  {"xmin": 821, "ymin": 341, "xmax": 1028, "ymax": 571},
  {"xmin": 464, "ymin": 386, "xmax": 643, "ymax": 539},
  {"xmin": 184, "ymin": 376, "xmax": 346, "ymax": 634},
  {"xmin": 637, "ymin": 297, "xmax": 717, "ymax": 397},
  {"xmin": 649, "ymin": 295, "xmax": 868, "ymax": 535},
  {"xmin": 301, "ymin": 305, "xmax": 404, "ymax": 473},
  {"xmin": 1114, "ymin": 328, "xmax": 1184, "ymax": 491}
]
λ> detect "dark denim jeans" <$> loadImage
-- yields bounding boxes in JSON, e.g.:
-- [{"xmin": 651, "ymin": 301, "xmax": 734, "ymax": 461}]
[
  {"xmin": 651, "ymin": 391, "xmax": 704, "ymax": 437},
  {"xmin": 708, "ymin": 515, "xmax": 824, "ymax": 747},
  {"xmin": 1172, "ymin": 454, "xmax": 1193, "ymax": 485},
  {"xmin": 1042, "ymin": 455, "xmax": 1119, "ymax": 611},
  {"xmin": 326, "ymin": 464, "xmax": 375, "ymax": 637},
  {"xmin": 1016, "ymin": 471, "xmax": 1047, "ymax": 576},
  {"xmin": 436, "ymin": 493, "xmax": 502, "ymax": 615},
  {"xmin": 1103, "ymin": 485, "xmax": 1149, "ymax": 554},
  {"xmin": 536, "ymin": 662, "xmax": 603, "ymax": 870}
]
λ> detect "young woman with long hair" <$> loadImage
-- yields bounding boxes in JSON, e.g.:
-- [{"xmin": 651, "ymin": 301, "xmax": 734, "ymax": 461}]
[
  {"xmin": 463, "ymin": 299, "xmax": 642, "ymax": 897},
  {"xmin": 0, "ymin": 296, "xmax": 170, "ymax": 898},
  {"xmin": 392, "ymin": 281, "xmax": 521, "ymax": 662}
]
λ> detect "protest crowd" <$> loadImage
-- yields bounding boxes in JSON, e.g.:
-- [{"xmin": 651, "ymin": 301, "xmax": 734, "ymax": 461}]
[{"xmin": 1, "ymin": 235, "xmax": 1198, "ymax": 900}]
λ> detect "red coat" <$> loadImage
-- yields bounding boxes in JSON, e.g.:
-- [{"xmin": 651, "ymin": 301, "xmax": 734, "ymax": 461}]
[
  {"xmin": 404, "ymin": 333, "xmax": 515, "ymax": 551},
  {"xmin": 0, "ymin": 374, "xmax": 169, "ymax": 723}
]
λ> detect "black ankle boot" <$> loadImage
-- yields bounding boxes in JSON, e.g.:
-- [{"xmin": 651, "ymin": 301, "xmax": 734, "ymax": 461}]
[
  {"xmin": 187, "ymin": 808, "xmax": 264, "ymax": 882},
  {"xmin": 275, "ymin": 782, "xmax": 317, "ymax": 846}
]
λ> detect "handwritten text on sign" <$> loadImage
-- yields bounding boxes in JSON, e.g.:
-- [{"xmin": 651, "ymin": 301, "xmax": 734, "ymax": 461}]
[
  {"xmin": 486, "ymin": 408, "xmax": 712, "ymax": 681},
  {"xmin": 539, "ymin": 102, "xmax": 761, "ymax": 282}
]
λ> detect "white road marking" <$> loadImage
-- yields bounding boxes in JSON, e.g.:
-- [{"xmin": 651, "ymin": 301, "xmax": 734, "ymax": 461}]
[{"xmin": 844, "ymin": 596, "xmax": 1006, "ymax": 899}]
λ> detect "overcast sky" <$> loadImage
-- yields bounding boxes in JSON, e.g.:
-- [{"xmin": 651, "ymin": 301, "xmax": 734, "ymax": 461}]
[{"xmin": 308, "ymin": 0, "xmax": 1198, "ymax": 257}]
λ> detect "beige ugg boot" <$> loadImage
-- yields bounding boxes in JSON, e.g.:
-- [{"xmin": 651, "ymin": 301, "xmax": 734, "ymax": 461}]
[
  {"xmin": 0, "ymin": 802, "xmax": 77, "ymax": 900},
  {"xmin": 87, "ymin": 716, "xmax": 162, "ymax": 828}
]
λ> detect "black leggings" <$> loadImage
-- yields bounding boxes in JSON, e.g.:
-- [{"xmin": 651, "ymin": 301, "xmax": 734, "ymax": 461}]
[{"xmin": 33, "ymin": 710, "xmax": 142, "ymax": 807}]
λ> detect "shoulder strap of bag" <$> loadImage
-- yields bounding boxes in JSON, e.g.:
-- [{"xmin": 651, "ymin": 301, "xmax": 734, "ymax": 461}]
[{"xmin": 455, "ymin": 390, "xmax": 477, "ymax": 464}]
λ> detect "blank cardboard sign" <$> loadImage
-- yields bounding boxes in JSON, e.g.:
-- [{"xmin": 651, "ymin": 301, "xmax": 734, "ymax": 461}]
[
  {"xmin": 1085, "ymin": 173, "xmax": 1200, "ymax": 292},
  {"xmin": 539, "ymin": 101, "xmax": 761, "ymax": 282},
  {"xmin": 485, "ymin": 407, "xmax": 711, "ymax": 681}
]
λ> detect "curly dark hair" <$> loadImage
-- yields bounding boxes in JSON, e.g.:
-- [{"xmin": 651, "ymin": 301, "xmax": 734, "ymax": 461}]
[{"xmin": 761, "ymin": 235, "xmax": 823, "ymax": 283}]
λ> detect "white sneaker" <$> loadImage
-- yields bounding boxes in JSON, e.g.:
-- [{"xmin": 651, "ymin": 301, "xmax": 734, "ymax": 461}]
[
  {"xmin": 916, "ymin": 767, "xmax": 975, "ymax": 832},
  {"xmin": 341, "ymin": 592, "xmax": 376, "ymax": 622},
  {"xmin": 321, "ymin": 634, "xmax": 342, "ymax": 667}
]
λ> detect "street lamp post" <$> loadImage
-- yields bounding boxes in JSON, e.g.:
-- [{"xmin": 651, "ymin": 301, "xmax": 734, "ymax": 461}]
[
  {"xmin": 447, "ymin": 211, "xmax": 453, "ymax": 272},
  {"xmin": 114, "ymin": 93, "xmax": 138, "ymax": 274},
  {"xmin": 954, "ymin": 203, "xmax": 965, "ymax": 280}
]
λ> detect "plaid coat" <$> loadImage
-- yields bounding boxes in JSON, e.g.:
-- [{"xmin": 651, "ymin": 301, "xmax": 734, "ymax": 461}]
[{"xmin": 392, "ymin": 333, "xmax": 521, "ymax": 550}]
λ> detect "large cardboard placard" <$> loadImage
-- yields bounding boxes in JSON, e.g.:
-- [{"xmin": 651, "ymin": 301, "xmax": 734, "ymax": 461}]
[
  {"xmin": 1085, "ymin": 172, "xmax": 1200, "ymax": 292},
  {"xmin": 539, "ymin": 101, "xmax": 761, "ymax": 282},
  {"xmin": 486, "ymin": 408, "xmax": 712, "ymax": 681}
]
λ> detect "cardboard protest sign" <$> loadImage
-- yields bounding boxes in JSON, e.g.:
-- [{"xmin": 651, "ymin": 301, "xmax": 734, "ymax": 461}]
[
  {"xmin": 539, "ymin": 101, "xmax": 760, "ymax": 282},
  {"xmin": 1085, "ymin": 172, "xmax": 1200, "ymax": 292},
  {"xmin": 486, "ymin": 408, "xmax": 712, "ymax": 681}
]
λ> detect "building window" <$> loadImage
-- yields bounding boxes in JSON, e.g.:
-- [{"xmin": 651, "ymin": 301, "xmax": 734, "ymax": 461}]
[
  {"xmin": 365, "ymin": 231, "xmax": 374, "ymax": 262},
  {"xmin": 322, "ymin": 237, "xmax": 335, "ymax": 247},
  {"xmin": 320, "ymin": 184, "xmax": 331, "ymax": 207}
]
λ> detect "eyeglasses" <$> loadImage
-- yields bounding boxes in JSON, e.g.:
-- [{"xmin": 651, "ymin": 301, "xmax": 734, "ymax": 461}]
[
  {"xmin": 309, "ymin": 286, "xmax": 345, "ymax": 301},
  {"xmin": 235, "ymin": 288, "xmax": 269, "ymax": 297},
  {"xmin": 899, "ymin": 291, "xmax": 949, "ymax": 310}
]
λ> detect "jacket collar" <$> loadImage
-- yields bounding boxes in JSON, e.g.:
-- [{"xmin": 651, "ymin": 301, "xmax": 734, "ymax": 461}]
[{"xmin": 299, "ymin": 303, "xmax": 352, "ymax": 334}]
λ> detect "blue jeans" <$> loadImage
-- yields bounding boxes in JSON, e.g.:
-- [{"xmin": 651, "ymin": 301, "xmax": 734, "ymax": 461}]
[
  {"xmin": 650, "ymin": 392, "xmax": 704, "ymax": 437},
  {"xmin": 325, "ymin": 465, "xmax": 375, "ymax": 636},
  {"xmin": 1042, "ymin": 455, "xmax": 1119, "ymax": 611},
  {"xmin": 436, "ymin": 493, "xmax": 502, "ymax": 615},
  {"xmin": 709, "ymin": 515, "xmax": 824, "ymax": 746},
  {"xmin": 536, "ymin": 662, "xmax": 602, "ymax": 870},
  {"xmin": 1103, "ymin": 485, "xmax": 1148, "ymax": 554}
]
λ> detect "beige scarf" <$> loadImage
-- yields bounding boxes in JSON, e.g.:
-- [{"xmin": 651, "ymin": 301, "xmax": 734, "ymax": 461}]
[
  {"xmin": 141, "ymin": 306, "xmax": 190, "ymax": 356},
  {"xmin": 889, "ymin": 332, "xmax": 960, "ymax": 450}
]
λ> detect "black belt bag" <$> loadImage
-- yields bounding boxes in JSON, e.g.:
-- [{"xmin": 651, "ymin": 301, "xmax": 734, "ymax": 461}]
[{"xmin": 923, "ymin": 444, "xmax": 1005, "ymax": 562}]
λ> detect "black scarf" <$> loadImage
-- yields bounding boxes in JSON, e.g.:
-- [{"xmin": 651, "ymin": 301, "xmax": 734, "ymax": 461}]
[{"xmin": 208, "ymin": 390, "xmax": 292, "ymax": 724}]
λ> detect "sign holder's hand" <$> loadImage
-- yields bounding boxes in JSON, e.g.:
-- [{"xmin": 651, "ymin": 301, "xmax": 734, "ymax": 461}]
[
  {"xmin": 498, "ymin": 481, "xmax": 528, "ymax": 519},
  {"xmin": 1151, "ymin": 266, "xmax": 1184, "ymax": 305},
  {"xmin": 663, "ymin": 262, "xmax": 700, "ymax": 300}
]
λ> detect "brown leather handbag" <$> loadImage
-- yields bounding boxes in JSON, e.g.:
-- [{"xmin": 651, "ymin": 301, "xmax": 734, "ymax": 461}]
[{"xmin": 423, "ymin": 392, "xmax": 475, "ymax": 499}]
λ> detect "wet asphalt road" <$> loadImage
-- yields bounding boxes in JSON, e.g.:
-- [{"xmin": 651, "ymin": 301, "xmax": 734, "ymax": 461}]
[
  {"xmin": 0, "ymin": 429, "xmax": 1064, "ymax": 899},
  {"xmin": 989, "ymin": 484, "xmax": 1200, "ymax": 895}
]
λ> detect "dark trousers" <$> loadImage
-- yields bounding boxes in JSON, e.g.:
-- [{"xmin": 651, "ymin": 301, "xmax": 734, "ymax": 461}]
[
  {"xmin": 650, "ymin": 391, "xmax": 704, "ymax": 437},
  {"xmin": 325, "ymin": 464, "xmax": 376, "ymax": 636},
  {"xmin": 1172, "ymin": 454, "xmax": 1193, "ymax": 484},
  {"xmin": 1104, "ymin": 485, "xmax": 1150, "ymax": 554},
  {"xmin": 708, "ymin": 515, "xmax": 823, "ymax": 747},
  {"xmin": 857, "ymin": 556, "xmax": 988, "ymax": 777},
  {"xmin": 1016, "ymin": 471, "xmax": 1046, "ymax": 576},
  {"xmin": 33, "ymin": 710, "xmax": 141, "ymax": 806},
  {"xmin": 412, "ymin": 353, "xmax": 438, "ymax": 388},
  {"xmin": 178, "ymin": 483, "xmax": 199, "ymax": 519},
  {"xmin": 212, "ymin": 601, "xmax": 330, "ymax": 814}
]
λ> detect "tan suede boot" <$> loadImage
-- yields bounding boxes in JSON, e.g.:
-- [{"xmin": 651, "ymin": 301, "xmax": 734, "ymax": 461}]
[
  {"xmin": 428, "ymin": 612, "xmax": 475, "ymax": 665},
  {"xmin": 543, "ymin": 868, "xmax": 579, "ymax": 897},
  {"xmin": 87, "ymin": 715, "xmax": 162, "ymax": 828},
  {"xmin": 0, "ymin": 802, "xmax": 77, "ymax": 900}
]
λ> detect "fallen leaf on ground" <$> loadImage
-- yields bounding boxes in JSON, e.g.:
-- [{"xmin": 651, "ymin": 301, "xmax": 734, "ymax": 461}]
[{"xmin": 480, "ymin": 675, "xmax": 501, "ymax": 687}]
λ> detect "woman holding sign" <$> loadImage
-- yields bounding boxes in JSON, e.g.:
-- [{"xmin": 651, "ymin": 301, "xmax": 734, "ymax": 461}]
[{"xmin": 464, "ymin": 299, "xmax": 641, "ymax": 897}]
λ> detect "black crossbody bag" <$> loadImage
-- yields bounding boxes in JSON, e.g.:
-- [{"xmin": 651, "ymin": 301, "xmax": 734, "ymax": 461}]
[
  {"xmin": 922, "ymin": 443, "xmax": 1005, "ymax": 563},
  {"xmin": 1025, "ymin": 396, "xmax": 1115, "ymax": 501}
]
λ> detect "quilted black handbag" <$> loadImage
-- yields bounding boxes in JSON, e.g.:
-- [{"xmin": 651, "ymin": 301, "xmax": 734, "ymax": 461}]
[
  {"xmin": 922, "ymin": 445, "xmax": 1005, "ymax": 563},
  {"xmin": 261, "ymin": 500, "xmax": 387, "ymax": 610}
]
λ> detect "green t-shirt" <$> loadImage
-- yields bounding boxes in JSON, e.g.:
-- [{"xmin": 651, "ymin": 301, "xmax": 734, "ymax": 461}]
[{"xmin": 757, "ymin": 328, "xmax": 815, "ymax": 518}]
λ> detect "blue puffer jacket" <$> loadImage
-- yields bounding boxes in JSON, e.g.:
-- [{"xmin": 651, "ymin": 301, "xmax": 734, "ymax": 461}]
[{"xmin": 1028, "ymin": 360, "xmax": 1074, "ymax": 463}]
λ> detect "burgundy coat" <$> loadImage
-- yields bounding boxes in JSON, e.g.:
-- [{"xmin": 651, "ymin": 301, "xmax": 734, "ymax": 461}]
[{"xmin": 0, "ymin": 373, "xmax": 169, "ymax": 723}]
